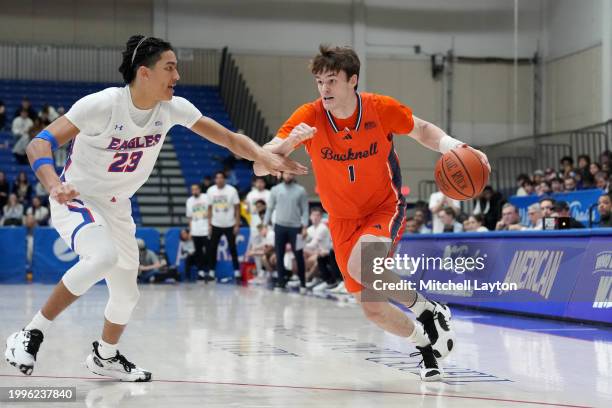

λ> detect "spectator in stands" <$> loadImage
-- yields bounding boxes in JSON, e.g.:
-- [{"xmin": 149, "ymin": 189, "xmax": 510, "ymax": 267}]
[
  {"xmin": 33, "ymin": 180, "xmax": 48, "ymax": 205},
  {"xmin": 200, "ymin": 175, "xmax": 213, "ymax": 193},
  {"xmin": 595, "ymin": 171, "xmax": 610, "ymax": 192},
  {"xmin": 25, "ymin": 196, "xmax": 49, "ymax": 227},
  {"xmin": 552, "ymin": 201, "xmax": 585, "ymax": 229},
  {"xmin": 590, "ymin": 162, "xmax": 602, "ymax": 177},
  {"xmin": 597, "ymin": 193, "xmax": 612, "ymax": 227},
  {"xmin": 137, "ymin": 239, "xmax": 176, "ymax": 283},
  {"xmin": 12, "ymin": 117, "xmax": 42, "ymax": 165},
  {"xmin": 0, "ymin": 100, "xmax": 6, "ymax": 130},
  {"xmin": 526, "ymin": 203, "xmax": 542, "ymax": 229},
  {"xmin": 522, "ymin": 179, "xmax": 536, "ymax": 196},
  {"xmin": 551, "ymin": 177, "xmax": 564, "ymax": 193},
  {"xmin": 515, "ymin": 174, "xmax": 530, "ymax": 196},
  {"xmin": 464, "ymin": 214, "xmax": 488, "ymax": 232},
  {"xmin": 175, "ymin": 229, "xmax": 196, "ymax": 281},
  {"xmin": 532, "ymin": 169, "xmax": 545, "ymax": 185},
  {"xmin": 11, "ymin": 109, "xmax": 33, "ymax": 141},
  {"xmin": 12, "ymin": 171, "xmax": 32, "ymax": 205},
  {"xmin": 577, "ymin": 154, "xmax": 591, "ymax": 172},
  {"xmin": 245, "ymin": 223, "xmax": 276, "ymax": 281},
  {"xmin": 413, "ymin": 208, "xmax": 431, "ymax": 234},
  {"xmin": 186, "ymin": 184, "xmax": 211, "ymax": 281},
  {"xmin": 13, "ymin": 97, "xmax": 36, "ymax": 121},
  {"xmin": 473, "ymin": 185, "xmax": 503, "ymax": 231},
  {"xmin": 544, "ymin": 167, "xmax": 557, "ymax": 181},
  {"xmin": 245, "ymin": 176, "xmax": 270, "ymax": 233},
  {"xmin": 536, "ymin": 181, "xmax": 551, "ymax": 196},
  {"xmin": 598, "ymin": 150, "xmax": 611, "ymax": 169},
  {"xmin": 38, "ymin": 104, "xmax": 59, "ymax": 126},
  {"xmin": 429, "ymin": 189, "xmax": 460, "ymax": 233},
  {"xmin": 223, "ymin": 164, "xmax": 238, "ymax": 186},
  {"xmin": 560, "ymin": 156, "xmax": 576, "ymax": 178},
  {"xmin": 56, "ymin": 106, "xmax": 65, "ymax": 116},
  {"xmin": 496, "ymin": 203, "xmax": 524, "ymax": 231},
  {"xmin": 563, "ymin": 176, "xmax": 577, "ymax": 192},
  {"xmin": 539, "ymin": 197, "xmax": 555, "ymax": 219},
  {"xmin": 0, "ymin": 171, "xmax": 9, "ymax": 211},
  {"xmin": 2, "ymin": 193, "xmax": 24, "ymax": 226},
  {"xmin": 207, "ymin": 171, "xmax": 241, "ymax": 282},
  {"xmin": 303, "ymin": 207, "xmax": 332, "ymax": 285},
  {"xmin": 264, "ymin": 172, "xmax": 309, "ymax": 291},
  {"xmin": 438, "ymin": 207, "xmax": 462, "ymax": 233},
  {"xmin": 405, "ymin": 217, "xmax": 420, "ymax": 234}
]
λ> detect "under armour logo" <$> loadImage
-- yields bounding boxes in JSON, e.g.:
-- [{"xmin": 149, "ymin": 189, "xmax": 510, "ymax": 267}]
[
  {"xmin": 342, "ymin": 133, "xmax": 352, "ymax": 140},
  {"xmin": 155, "ymin": 121, "xmax": 163, "ymax": 126},
  {"xmin": 373, "ymin": 224, "xmax": 382, "ymax": 230},
  {"xmin": 115, "ymin": 124, "xmax": 124, "ymax": 131}
]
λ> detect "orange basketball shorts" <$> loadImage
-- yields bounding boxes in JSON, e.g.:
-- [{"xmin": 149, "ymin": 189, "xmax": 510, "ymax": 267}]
[{"xmin": 328, "ymin": 204, "xmax": 406, "ymax": 293}]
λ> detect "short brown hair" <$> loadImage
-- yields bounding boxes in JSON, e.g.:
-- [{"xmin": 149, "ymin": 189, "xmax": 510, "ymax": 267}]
[{"xmin": 310, "ymin": 44, "xmax": 360, "ymax": 90}]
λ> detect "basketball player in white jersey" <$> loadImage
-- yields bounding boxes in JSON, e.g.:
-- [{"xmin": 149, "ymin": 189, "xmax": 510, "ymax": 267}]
[{"xmin": 4, "ymin": 35, "xmax": 307, "ymax": 382}]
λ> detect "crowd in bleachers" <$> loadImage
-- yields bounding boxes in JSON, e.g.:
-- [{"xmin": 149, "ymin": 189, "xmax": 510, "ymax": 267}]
[
  {"xmin": 0, "ymin": 96, "xmax": 63, "ymax": 228},
  {"xmin": 405, "ymin": 151, "xmax": 612, "ymax": 234}
]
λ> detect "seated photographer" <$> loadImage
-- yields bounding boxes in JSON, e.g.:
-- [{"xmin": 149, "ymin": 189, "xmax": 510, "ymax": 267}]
[
  {"xmin": 546, "ymin": 201, "xmax": 585, "ymax": 229},
  {"xmin": 137, "ymin": 239, "xmax": 178, "ymax": 283}
]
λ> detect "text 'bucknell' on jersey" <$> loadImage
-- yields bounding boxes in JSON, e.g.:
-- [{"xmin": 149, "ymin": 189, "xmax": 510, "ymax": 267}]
[{"xmin": 320, "ymin": 142, "xmax": 378, "ymax": 162}]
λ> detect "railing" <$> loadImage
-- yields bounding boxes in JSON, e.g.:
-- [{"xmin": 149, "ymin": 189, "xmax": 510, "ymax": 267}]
[
  {"xmin": 483, "ymin": 120, "xmax": 612, "ymax": 195},
  {"xmin": 417, "ymin": 120, "xmax": 612, "ymax": 207},
  {"xmin": 0, "ymin": 42, "xmax": 220, "ymax": 85},
  {"xmin": 218, "ymin": 47, "xmax": 270, "ymax": 145}
]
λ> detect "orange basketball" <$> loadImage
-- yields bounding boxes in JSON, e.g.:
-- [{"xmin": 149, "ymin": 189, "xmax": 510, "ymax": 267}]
[{"xmin": 434, "ymin": 147, "xmax": 489, "ymax": 200}]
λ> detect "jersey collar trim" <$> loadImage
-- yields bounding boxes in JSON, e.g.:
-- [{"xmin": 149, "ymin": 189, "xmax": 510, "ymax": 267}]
[{"xmin": 324, "ymin": 92, "xmax": 362, "ymax": 133}]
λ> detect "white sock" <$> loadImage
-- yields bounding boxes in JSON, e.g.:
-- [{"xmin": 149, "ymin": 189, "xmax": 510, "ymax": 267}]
[
  {"xmin": 24, "ymin": 311, "xmax": 52, "ymax": 332},
  {"xmin": 407, "ymin": 322, "xmax": 430, "ymax": 347},
  {"xmin": 409, "ymin": 293, "xmax": 433, "ymax": 317},
  {"xmin": 97, "ymin": 339, "xmax": 118, "ymax": 359}
]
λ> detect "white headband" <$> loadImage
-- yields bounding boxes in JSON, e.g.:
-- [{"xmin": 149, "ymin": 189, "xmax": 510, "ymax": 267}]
[{"xmin": 131, "ymin": 36, "xmax": 149, "ymax": 65}]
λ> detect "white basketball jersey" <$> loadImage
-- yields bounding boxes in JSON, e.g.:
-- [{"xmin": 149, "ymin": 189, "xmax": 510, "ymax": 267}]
[{"xmin": 63, "ymin": 86, "xmax": 201, "ymax": 199}]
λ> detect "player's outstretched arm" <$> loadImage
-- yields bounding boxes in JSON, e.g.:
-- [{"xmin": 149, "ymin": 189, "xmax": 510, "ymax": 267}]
[
  {"xmin": 408, "ymin": 116, "xmax": 490, "ymax": 171},
  {"xmin": 26, "ymin": 116, "xmax": 80, "ymax": 204},
  {"xmin": 190, "ymin": 116, "xmax": 308, "ymax": 177},
  {"xmin": 252, "ymin": 122, "xmax": 316, "ymax": 176}
]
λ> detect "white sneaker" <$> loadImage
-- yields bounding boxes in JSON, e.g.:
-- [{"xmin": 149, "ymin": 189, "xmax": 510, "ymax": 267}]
[
  {"xmin": 312, "ymin": 281, "xmax": 334, "ymax": 293},
  {"xmin": 287, "ymin": 279, "xmax": 301, "ymax": 289},
  {"xmin": 417, "ymin": 301, "xmax": 455, "ymax": 359},
  {"xmin": 306, "ymin": 278, "xmax": 322, "ymax": 289},
  {"xmin": 85, "ymin": 341, "xmax": 152, "ymax": 382},
  {"xmin": 299, "ymin": 287, "xmax": 308, "ymax": 295},
  {"xmin": 328, "ymin": 281, "xmax": 347, "ymax": 294},
  {"xmin": 5, "ymin": 329, "xmax": 44, "ymax": 376}
]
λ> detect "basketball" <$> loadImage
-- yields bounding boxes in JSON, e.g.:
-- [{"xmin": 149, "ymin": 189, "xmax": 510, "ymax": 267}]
[{"xmin": 434, "ymin": 147, "xmax": 489, "ymax": 200}]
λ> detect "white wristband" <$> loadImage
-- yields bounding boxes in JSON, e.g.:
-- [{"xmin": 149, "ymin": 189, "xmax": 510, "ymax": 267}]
[{"xmin": 439, "ymin": 134, "xmax": 464, "ymax": 154}]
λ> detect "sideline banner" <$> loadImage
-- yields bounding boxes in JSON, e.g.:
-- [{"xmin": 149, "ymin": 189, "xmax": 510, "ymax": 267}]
[
  {"xmin": 0, "ymin": 227, "xmax": 27, "ymax": 283},
  {"xmin": 510, "ymin": 189, "xmax": 603, "ymax": 226},
  {"xmin": 400, "ymin": 230, "xmax": 612, "ymax": 323}
]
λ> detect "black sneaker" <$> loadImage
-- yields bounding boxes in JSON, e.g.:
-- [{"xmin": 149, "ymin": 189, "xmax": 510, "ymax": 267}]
[
  {"xmin": 410, "ymin": 345, "xmax": 443, "ymax": 381},
  {"xmin": 85, "ymin": 341, "xmax": 152, "ymax": 382},
  {"xmin": 416, "ymin": 301, "xmax": 455, "ymax": 359}
]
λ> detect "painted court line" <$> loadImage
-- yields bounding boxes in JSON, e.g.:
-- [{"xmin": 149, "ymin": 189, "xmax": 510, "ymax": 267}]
[{"xmin": 0, "ymin": 374, "xmax": 591, "ymax": 408}]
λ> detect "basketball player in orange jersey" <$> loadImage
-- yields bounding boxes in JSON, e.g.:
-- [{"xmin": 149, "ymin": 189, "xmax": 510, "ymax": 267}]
[{"xmin": 254, "ymin": 45, "xmax": 490, "ymax": 381}]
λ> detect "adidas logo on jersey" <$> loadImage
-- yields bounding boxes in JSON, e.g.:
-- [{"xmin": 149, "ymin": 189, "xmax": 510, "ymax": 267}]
[{"xmin": 343, "ymin": 133, "xmax": 352, "ymax": 140}]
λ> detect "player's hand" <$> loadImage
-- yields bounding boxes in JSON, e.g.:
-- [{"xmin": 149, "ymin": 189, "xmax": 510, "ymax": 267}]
[
  {"xmin": 233, "ymin": 224, "xmax": 240, "ymax": 235},
  {"xmin": 459, "ymin": 144, "xmax": 491, "ymax": 172},
  {"xmin": 50, "ymin": 183, "xmax": 79, "ymax": 205},
  {"xmin": 258, "ymin": 150, "xmax": 308, "ymax": 177},
  {"xmin": 288, "ymin": 123, "xmax": 316, "ymax": 146}
]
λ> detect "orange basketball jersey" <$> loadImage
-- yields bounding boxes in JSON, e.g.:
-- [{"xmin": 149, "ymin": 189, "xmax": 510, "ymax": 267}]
[{"xmin": 278, "ymin": 92, "xmax": 414, "ymax": 219}]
